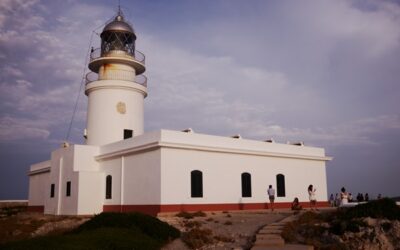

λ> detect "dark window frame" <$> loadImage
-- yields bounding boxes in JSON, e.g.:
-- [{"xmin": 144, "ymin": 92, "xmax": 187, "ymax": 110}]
[
  {"xmin": 124, "ymin": 129, "xmax": 133, "ymax": 139},
  {"xmin": 276, "ymin": 174, "xmax": 286, "ymax": 197},
  {"xmin": 191, "ymin": 170, "xmax": 203, "ymax": 198},
  {"xmin": 50, "ymin": 184, "xmax": 55, "ymax": 198},
  {"xmin": 241, "ymin": 172, "xmax": 252, "ymax": 197},
  {"xmin": 106, "ymin": 175, "xmax": 112, "ymax": 199},
  {"xmin": 66, "ymin": 181, "xmax": 71, "ymax": 197}
]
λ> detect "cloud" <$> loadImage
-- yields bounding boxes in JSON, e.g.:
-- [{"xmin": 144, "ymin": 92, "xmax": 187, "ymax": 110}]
[
  {"xmin": 0, "ymin": 0, "xmax": 111, "ymax": 143},
  {"xmin": 0, "ymin": 116, "xmax": 50, "ymax": 141}
]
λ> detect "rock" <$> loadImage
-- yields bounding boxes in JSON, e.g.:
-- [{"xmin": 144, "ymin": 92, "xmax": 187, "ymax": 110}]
[{"xmin": 364, "ymin": 217, "xmax": 378, "ymax": 227}]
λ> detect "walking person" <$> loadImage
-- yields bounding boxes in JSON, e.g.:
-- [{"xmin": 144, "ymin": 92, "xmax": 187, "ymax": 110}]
[
  {"xmin": 267, "ymin": 185, "xmax": 275, "ymax": 212},
  {"xmin": 329, "ymin": 194, "xmax": 335, "ymax": 207},
  {"xmin": 335, "ymin": 193, "xmax": 340, "ymax": 207},
  {"xmin": 340, "ymin": 187, "xmax": 348, "ymax": 206},
  {"xmin": 308, "ymin": 184, "xmax": 317, "ymax": 210}
]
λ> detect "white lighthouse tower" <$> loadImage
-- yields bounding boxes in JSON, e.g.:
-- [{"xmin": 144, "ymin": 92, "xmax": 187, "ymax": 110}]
[{"xmin": 85, "ymin": 9, "xmax": 147, "ymax": 145}]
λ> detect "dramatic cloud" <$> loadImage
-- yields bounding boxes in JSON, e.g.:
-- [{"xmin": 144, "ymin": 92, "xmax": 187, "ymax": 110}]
[{"xmin": 1, "ymin": 0, "xmax": 399, "ymax": 199}]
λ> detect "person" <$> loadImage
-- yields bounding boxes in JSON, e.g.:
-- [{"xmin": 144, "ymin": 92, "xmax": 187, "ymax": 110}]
[
  {"xmin": 365, "ymin": 193, "xmax": 369, "ymax": 202},
  {"xmin": 377, "ymin": 193, "xmax": 382, "ymax": 199},
  {"xmin": 308, "ymin": 184, "xmax": 317, "ymax": 210},
  {"xmin": 267, "ymin": 185, "xmax": 275, "ymax": 212},
  {"xmin": 348, "ymin": 193, "xmax": 353, "ymax": 202},
  {"xmin": 340, "ymin": 187, "xmax": 348, "ymax": 206},
  {"xmin": 329, "ymin": 194, "xmax": 335, "ymax": 207},
  {"xmin": 335, "ymin": 193, "xmax": 340, "ymax": 207},
  {"xmin": 291, "ymin": 197, "xmax": 302, "ymax": 211}
]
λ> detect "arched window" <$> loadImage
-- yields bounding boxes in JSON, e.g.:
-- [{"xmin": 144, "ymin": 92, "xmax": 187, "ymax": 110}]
[
  {"xmin": 276, "ymin": 174, "xmax": 285, "ymax": 197},
  {"xmin": 241, "ymin": 173, "xmax": 252, "ymax": 197},
  {"xmin": 106, "ymin": 175, "xmax": 112, "ymax": 199},
  {"xmin": 191, "ymin": 170, "xmax": 203, "ymax": 198}
]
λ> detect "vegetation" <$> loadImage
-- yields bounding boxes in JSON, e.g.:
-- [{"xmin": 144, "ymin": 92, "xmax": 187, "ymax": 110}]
[
  {"xmin": 282, "ymin": 199, "xmax": 400, "ymax": 249},
  {"xmin": 181, "ymin": 227, "xmax": 214, "ymax": 249},
  {"xmin": 0, "ymin": 205, "xmax": 27, "ymax": 218},
  {"xmin": 336, "ymin": 198, "xmax": 400, "ymax": 220},
  {"xmin": 175, "ymin": 210, "xmax": 207, "ymax": 219},
  {"xmin": 0, "ymin": 212, "xmax": 180, "ymax": 250}
]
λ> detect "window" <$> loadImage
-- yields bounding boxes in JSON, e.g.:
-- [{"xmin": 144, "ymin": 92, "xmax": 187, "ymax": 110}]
[
  {"xmin": 276, "ymin": 174, "xmax": 285, "ymax": 197},
  {"xmin": 66, "ymin": 181, "xmax": 71, "ymax": 197},
  {"xmin": 124, "ymin": 129, "xmax": 133, "ymax": 139},
  {"xmin": 241, "ymin": 173, "xmax": 252, "ymax": 197},
  {"xmin": 106, "ymin": 175, "xmax": 112, "ymax": 199},
  {"xmin": 50, "ymin": 184, "xmax": 55, "ymax": 198},
  {"xmin": 191, "ymin": 170, "xmax": 203, "ymax": 198}
]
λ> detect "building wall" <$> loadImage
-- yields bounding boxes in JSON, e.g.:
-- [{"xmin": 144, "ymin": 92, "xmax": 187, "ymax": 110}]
[
  {"xmin": 44, "ymin": 146, "xmax": 78, "ymax": 215},
  {"xmin": 74, "ymin": 145, "xmax": 102, "ymax": 215},
  {"xmin": 28, "ymin": 172, "xmax": 50, "ymax": 207},
  {"xmin": 100, "ymin": 149, "xmax": 161, "ymax": 206},
  {"xmin": 123, "ymin": 149, "xmax": 161, "ymax": 204},
  {"xmin": 160, "ymin": 147, "xmax": 327, "ymax": 205},
  {"xmin": 77, "ymin": 172, "xmax": 103, "ymax": 215},
  {"xmin": 42, "ymin": 145, "xmax": 101, "ymax": 215},
  {"xmin": 85, "ymin": 80, "xmax": 146, "ymax": 145}
]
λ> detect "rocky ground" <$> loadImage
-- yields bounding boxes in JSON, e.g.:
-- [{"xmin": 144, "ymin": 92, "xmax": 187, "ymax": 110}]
[
  {"xmin": 3, "ymin": 202, "xmax": 399, "ymax": 250},
  {"xmin": 282, "ymin": 208, "xmax": 400, "ymax": 250},
  {"xmin": 0, "ymin": 212, "xmax": 89, "ymax": 244},
  {"xmin": 0, "ymin": 207, "xmax": 291, "ymax": 249},
  {"xmin": 160, "ymin": 210, "xmax": 290, "ymax": 249}
]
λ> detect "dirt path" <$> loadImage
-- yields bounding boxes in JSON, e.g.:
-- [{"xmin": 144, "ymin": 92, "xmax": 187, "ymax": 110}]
[{"xmin": 160, "ymin": 209, "xmax": 292, "ymax": 249}]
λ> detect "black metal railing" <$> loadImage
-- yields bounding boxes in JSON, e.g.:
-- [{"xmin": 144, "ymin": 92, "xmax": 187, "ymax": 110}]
[
  {"xmin": 90, "ymin": 48, "xmax": 145, "ymax": 64},
  {"xmin": 85, "ymin": 70, "xmax": 147, "ymax": 87}
]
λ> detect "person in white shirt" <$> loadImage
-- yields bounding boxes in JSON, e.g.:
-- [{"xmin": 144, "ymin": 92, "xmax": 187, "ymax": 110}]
[
  {"xmin": 340, "ymin": 187, "xmax": 348, "ymax": 206},
  {"xmin": 267, "ymin": 185, "xmax": 275, "ymax": 212},
  {"xmin": 308, "ymin": 184, "xmax": 317, "ymax": 210}
]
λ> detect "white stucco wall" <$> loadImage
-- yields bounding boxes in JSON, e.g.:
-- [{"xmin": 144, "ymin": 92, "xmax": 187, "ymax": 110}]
[
  {"xmin": 44, "ymin": 146, "xmax": 78, "ymax": 215},
  {"xmin": 77, "ymin": 171, "xmax": 103, "ymax": 214},
  {"xmin": 101, "ymin": 158, "xmax": 122, "ymax": 205},
  {"xmin": 85, "ymin": 80, "xmax": 146, "ymax": 146},
  {"xmin": 99, "ymin": 149, "xmax": 161, "ymax": 205},
  {"xmin": 123, "ymin": 150, "xmax": 161, "ymax": 204},
  {"xmin": 28, "ymin": 160, "xmax": 51, "ymax": 207},
  {"xmin": 160, "ymin": 147, "xmax": 327, "ymax": 205},
  {"xmin": 41, "ymin": 145, "xmax": 101, "ymax": 215}
]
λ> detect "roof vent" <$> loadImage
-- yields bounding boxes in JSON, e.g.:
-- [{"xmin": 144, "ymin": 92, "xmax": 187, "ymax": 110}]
[
  {"xmin": 231, "ymin": 134, "xmax": 242, "ymax": 139},
  {"xmin": 288, "ymin": 141, "xmax": 304, "ymax": 146},
  {"xmin": 182, "ymin": 128, "xmax": 194, "ymax": 133},
  {"xmin": 264, "ymin": 138, "xmax": 275, "ymax": 143}
]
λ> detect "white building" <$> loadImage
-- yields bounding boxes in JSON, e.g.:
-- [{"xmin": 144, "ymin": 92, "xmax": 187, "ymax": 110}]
[{"xmin": 28, "ymin": 10, "xmax": 332, "ymax": 216}]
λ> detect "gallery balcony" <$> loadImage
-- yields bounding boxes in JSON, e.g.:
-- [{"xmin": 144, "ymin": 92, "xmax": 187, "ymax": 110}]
[
  {"xmin": 85, "ymin": 70, "xmax": 147, "ymax": 87},
  {"xmin": 88, "ymin": 48, "xmax": 146, "ymax": 75}
]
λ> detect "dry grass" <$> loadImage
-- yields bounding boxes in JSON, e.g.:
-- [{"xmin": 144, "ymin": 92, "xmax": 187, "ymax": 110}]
[{"xmin": 181, "ymin": 227, "xmax": 214, "ymax": 249}]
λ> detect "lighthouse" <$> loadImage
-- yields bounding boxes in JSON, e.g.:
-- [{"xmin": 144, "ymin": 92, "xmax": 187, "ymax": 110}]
[
  {"xmin": 27, "ymin": 8, "xmax": 331, "ymax": 216},
  {"xmin": 85, "ymin": 9, "xmax": 147, "ymax": 145}
]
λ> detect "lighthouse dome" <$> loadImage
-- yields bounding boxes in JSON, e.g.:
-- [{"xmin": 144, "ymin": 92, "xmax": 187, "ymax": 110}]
[{"xmin": 102, "ymin": 13, "xmax": 135, "ymax": 34}]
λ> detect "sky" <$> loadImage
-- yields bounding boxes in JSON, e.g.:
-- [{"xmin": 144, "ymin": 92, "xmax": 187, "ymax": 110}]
[{"xmin": 0, "ymin": 0, "xmax": 399, "ymax": 200}]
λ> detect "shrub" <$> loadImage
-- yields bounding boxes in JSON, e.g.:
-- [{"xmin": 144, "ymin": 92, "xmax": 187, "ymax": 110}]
[
  {"xmin": 73, "ymin": 212, "xmax": 180, "ymax": 241},
  {"xmin": 182, "ymin": 228, "xmax": 213, "ymax": 249},
  {"xmin": 183, "ymin": 220, "xmax": 202, "ymax": 229},
  {"xmin": 176, "ymin": 211, "xmax": 206, "ymax": 219},
  {"xmin": 214, "ymin": 234, "xmax": 234, "ymax": 242},
  {"xmin": 2, "ymin": 212, "xmax": 180, "ymax": 250},
  {"xmin": 176, "ymin": 211, "xmax": 194, "ymax": 219},
  {"xmin": 340, "ymin": 198, "xmax": 400, "ymax": 220}
]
